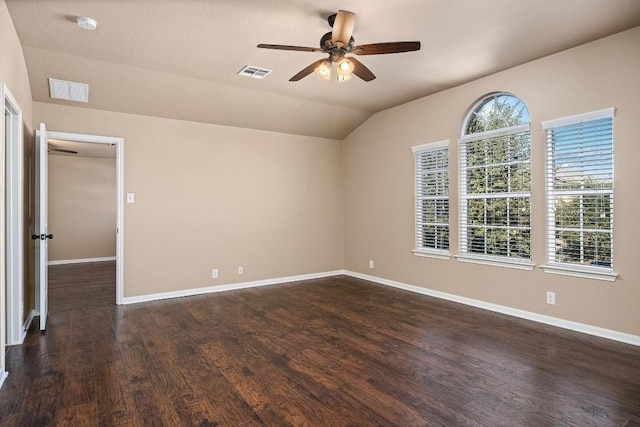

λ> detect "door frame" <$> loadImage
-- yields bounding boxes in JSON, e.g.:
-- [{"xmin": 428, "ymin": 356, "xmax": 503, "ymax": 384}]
[
  {"xmin": 44, "ymin": 130, "xmax": 125, "ymax": 305},
  {"xmin": 2, "ymin": 84, "xmax": 24, "ymax": 386},
  {"xmin": 2, "ymin": 84, "xmax": 24, "ymax": 350}
]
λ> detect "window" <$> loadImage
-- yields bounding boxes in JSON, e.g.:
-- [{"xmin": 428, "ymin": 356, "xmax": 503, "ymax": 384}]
[
  {"xmin": 412, "ymin": 140, "xmax": 449, "ymax": 258},
  {"xmin": 541, "ymin": 108, "xmax": 616, "ymax": 281},
  {"xmin": 458, "ymin": 93, "xmax": 532, "ymax": 269}
]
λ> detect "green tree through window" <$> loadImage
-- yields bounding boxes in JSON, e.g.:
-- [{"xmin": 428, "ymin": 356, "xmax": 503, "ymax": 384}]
[
  {"xmin": 544, "ymin": 112, "xmax": 614, "ymax": 268},
  {"xmin": 413, "ymin": 141, "xmax": 449, "ymax": 254},
  {"xmin": 460, "ymin": 94, "xmax": 532, "ymax": 260}
]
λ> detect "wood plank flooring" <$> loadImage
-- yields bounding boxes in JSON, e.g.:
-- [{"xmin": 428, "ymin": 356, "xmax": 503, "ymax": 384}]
[
  {"xmin": 1, "ymin": 272, "xmax": 639, "ymax": 426},
  {"xmin": 49, "ymin": 261, "xmax": 116, "ymax": 312}
]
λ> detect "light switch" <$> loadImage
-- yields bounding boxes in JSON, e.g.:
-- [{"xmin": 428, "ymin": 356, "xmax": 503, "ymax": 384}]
[{"xmin": 127, "ymin": 193, "xmax": 135, "ymax": 204}]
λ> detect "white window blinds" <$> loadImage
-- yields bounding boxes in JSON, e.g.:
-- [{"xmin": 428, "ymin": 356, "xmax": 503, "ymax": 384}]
[
  {"xmin": 543, "ymin": 108, "xmax": 614, "ymax": 272},
  {"xmin": 459, "ymin": 124, "xmax": 532, "ymax": 260},
  {"xmin": 413, "ymin": 141, "xmax": 449, "ymax": 254}
]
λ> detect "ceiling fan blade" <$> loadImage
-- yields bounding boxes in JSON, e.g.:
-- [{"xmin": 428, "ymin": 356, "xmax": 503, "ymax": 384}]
[
  {"xmin": 331, "ymin": 10, "xmax": 355, "ymax": 48},
  {"xmin": 48, "ymin": 146, "xmax": 78, "ymax": 154},
  {"xmin": 352, "ymin": 41, "xmax": 421, "ymax": 55},
  {"xmin": 257, "ymin": 44, "xmax": 324, "ymax": 53},
  {"xmin": 349, "ymin": 57, "xmax": 376, "ymax": 82},
  {"xmin": 290, "ymin": 59, "xmax": 328, "ymax": 81}
]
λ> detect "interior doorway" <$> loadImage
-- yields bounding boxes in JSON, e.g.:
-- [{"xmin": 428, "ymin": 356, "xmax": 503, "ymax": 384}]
[
  {"xmin": 47, "ymin": 139, "xmax": 117, "ymax": 312},
  {"xmin": 34, "ymin": 129, "xmax": 124, "ymax": 330}
]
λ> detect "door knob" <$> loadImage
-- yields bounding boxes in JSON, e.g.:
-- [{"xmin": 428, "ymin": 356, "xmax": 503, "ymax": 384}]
[{"xmin": 31, "ymin": 234, "xmax": 54, "ymax": 240}]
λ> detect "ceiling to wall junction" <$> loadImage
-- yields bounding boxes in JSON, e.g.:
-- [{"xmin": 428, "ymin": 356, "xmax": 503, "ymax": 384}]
[{"xmin": 7, "ymin": 0, "xmax": 640, "ymax": 139}]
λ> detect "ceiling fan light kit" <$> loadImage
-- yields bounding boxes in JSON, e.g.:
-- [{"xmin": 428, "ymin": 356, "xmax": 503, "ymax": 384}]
[
  {"xmin": 314, "ymin": 60, "xmax": 332, "ymax": 80},
  {"xmin": 257, "ymin": 10, "xmax": 421, "ymax": 83},
  {"xmin": 336, "ymin": 73, "xmax": 352, "ymax": 83},
  {"xmin": 335, "ymin": 57, "xmax": 355, "ymax": 82},
  {"xmin": 337, "ymin": 57, "xmax": 354, "ymax": 74}
]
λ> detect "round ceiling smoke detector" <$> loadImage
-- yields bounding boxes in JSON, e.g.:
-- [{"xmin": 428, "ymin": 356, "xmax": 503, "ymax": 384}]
[{"xmin": 76, "ymin": 16, "xmax": 97, "ymax": 31}]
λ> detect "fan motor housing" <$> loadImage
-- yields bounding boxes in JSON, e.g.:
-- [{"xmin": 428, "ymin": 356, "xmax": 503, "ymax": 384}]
[{"xmin": 320, "ymin": 31, "xmax": 355, "ymax": 54}]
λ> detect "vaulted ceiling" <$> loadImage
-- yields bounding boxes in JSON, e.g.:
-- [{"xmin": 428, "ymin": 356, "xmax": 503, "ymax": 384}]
[{"xmin": 7, "ymin": 0, "xmax": 640, "ymax": 139}]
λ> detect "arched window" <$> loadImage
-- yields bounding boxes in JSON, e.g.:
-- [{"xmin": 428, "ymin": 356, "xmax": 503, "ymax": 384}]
[
  {"xmin": 463, "ymin": 93, "xmax": 530, "ymax": 135},
  {"xmin": 459, "ymin": 93, "xmax": 532, "ymax": 266}
]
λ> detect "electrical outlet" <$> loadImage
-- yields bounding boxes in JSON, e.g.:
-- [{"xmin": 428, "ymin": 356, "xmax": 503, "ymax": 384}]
[
  {"xmin": 369, "ymin": 260, "xmax": 374, "ymax": 269},
  {"xmin": 212, "ymin": 268, "xmax": 218, "ymax": 279},
  {"xmin": 546, "ymin": 291, "xmax": 556, "ymax": 305},
  {"xmin": 238, "ymin": 266, "xmax": 243, "ymax": 275}
]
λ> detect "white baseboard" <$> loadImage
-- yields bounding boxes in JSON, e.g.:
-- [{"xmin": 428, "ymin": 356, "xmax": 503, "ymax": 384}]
[
  {"xmin": 0, "ymin": 370, "xmax": 7, "ymax": 390},
  {"xmin": 123, "ymin": 270, "xmax": 344, "ymax": 305},
  {"xmin": 344, "ymin": 270, "xmax": 640, "ymax": 347},
  {"xmin": 6, "ymin": 309, "xmax": 35, "ymax": 346},
  {"xmin": 20, "ymin": 310, "xmax": 35, "ymax": 343},
  {"xmin": 119, "ymin": 267, "xmax": 639, "ymax": 347},
  {"xmin": 48, "ymin": 256, "xmax": 116, "ymax": 266}
]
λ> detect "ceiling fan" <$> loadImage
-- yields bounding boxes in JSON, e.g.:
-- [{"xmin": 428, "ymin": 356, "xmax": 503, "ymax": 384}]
[
  {"xmin": 257, "ymin": 10, "xmax": 421, "ymax": 82},
  {"xmin": 48, "ymin": 144, "xmax": 77, "ymax": 155}
]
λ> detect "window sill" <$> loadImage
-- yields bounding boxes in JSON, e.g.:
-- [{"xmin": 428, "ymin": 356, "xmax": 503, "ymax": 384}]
[
  {"xmin": 412, "ymin": 249, "xmax": 452, "ymax": 260},
  {"xmin": 455, "ymin": 254, "xmax": 534, "ymax": 271},
  {"xmin": 540, "ymin": 264, "xmax": 618, "ymax": 282}
]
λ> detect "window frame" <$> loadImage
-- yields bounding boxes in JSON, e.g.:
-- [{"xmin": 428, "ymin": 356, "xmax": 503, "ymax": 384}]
[
  {"xmin": 457, "ymin": 93, "xmax": 533, "ymax": 270},
  {"xmin": 541, "ymin": 107, "xmax": 617, "ymax": 282},
  {"xmin": 412, "ymin": 140, "xmax": 451, "ymax": 260}
]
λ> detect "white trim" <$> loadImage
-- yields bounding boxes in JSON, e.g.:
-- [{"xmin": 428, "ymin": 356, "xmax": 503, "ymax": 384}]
[
  {"xmin": 45, "ymin": 132, "xmax": 123, "ymax": 146},
  {"xmin": 0, "ymin": 370, "xmax": 7, "ymax": 390},
  {"xmin": 116, "ymin": 140, "xmax": 124, "ymax": 305},
  {"xmin": 45, "ymin": 131, "xmax": 124, "ymax": 305},
  {"xmin": 122, "ymin": 270, "xmax": 344, "ymax": 305},
  {"xmin": 413, "ymin": 141, "xmax": 450, "ymax": 254},
  {"xmin": 455, "ymin": 254, "xmax": 534, "ymax": 271},
  {"xmin": 460, "ymin": 92, "xmax": 529, "ymax": 137},
  {"xmin": 0, "ymin": 85, "xmax": 5, "ymax": 377},
  {"xmin": 20, "ymin": 310, "xmax": 35, "ymax": 344},
  {"xmin": 540, "ymin": 264, "xmax": 617, "ymax": 282},
  {"xmin": 459, "ymin": 123, "xmax": 530, "ymax": 143},
  {"xmin": 412, "ymin": 249, "xmax": 451, "ymax": 260},
  {"xmin": 543, "ymin": 111, "xmax": 615, "ymax": 275},
  {"xmin": 116, "ymin": 268, "xmax": 638, "ymax": 346},
  {"xmin": 344, "ymin": 271, "xmax": 640, "ymax": 347},
  {"xmin": 2, "ymin": 85, "xmax": 24, "ymax": 346},
  {"xmin": 458, "ymin": 120, "xmax": 532, "ymax": 262},
  {"xmin": 411, "ymin": 139, "xmax": 449, "ymax": 153},
  {"xmin": 541, "ymin": 107, "xmax": 615, "ymax": 130},
  {"xmin": 48, "ymin": 256, "xmax": 116, "ymax": 265}
]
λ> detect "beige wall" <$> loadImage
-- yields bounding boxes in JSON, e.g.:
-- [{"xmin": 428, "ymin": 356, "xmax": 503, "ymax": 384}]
[
  {"xmin": 15, "ymin": 6, "xmax": 638, "ymax": 339},
  {"xmin": 48, "ymin": 155, "xmax": 116, "ymax": 261},
  {"xmin": 34, "ymin": 103, "xmax": 344, "ymax": 298},
  {"xmin": 343, "ymin": 27, "xmax": 640, "ymax": 336},
  {"xmin": 0, "ymin": 0, "xmax": 32, "ymax": 123},
  {"xmin": 0, "ymin": 0, "xmax": 33, "ymax": 341}
]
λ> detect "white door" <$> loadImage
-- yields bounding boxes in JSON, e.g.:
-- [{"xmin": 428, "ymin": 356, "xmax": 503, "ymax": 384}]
[{"xmin": 34, "ymin": 123, "xmax": 50, "ymax": 330}]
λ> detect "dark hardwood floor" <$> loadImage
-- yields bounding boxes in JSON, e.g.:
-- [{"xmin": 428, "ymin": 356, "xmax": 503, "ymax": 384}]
[
  {"xmin": 49, "ymin": 261, "xmax": 116, "ymax": 312},
  {"xmin": 1, "ymin": 273, "xmax": 639, "ymax": 426}
]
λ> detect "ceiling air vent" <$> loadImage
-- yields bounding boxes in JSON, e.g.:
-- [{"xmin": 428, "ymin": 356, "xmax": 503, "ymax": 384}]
[
  {"xmin": 48, "ymin": 78, "xmax": 89, "ymax": 103},
  {"xmin": 237, "ymin": 65, "xmax": 272, "ymax": 80}
]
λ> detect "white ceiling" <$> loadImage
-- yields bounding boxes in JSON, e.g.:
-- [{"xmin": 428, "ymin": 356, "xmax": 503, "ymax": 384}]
[{"xmin": 7, "ymin": 0, "xmax": 640, "ymax": 139}]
